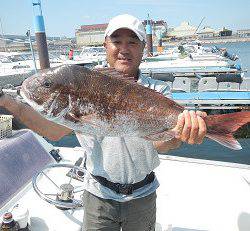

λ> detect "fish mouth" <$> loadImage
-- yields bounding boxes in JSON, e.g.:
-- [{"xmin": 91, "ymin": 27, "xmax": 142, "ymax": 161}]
[
  {"xmin": 20, "ymin": 83, "xmax": 32, "ymax": 101},
  {"xmin": 20, "ymin": 83, "xmax": 44, "ymax": 113}
]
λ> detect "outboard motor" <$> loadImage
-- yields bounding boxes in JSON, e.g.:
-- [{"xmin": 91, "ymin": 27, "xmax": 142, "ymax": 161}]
[
  {"xmin": 233, "ymin": 64, "xmax": 242, "ymax": 71},
  {"xmin": 211, "ymin": 46, "xmax": 220, "ymax": 53},
  {"xmin": 223, "ymin": 51, "xmax": 239, "ymax": 61}
]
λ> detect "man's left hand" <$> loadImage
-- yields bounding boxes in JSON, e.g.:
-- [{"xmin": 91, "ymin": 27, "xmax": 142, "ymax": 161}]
[{"xmin": 173, "ymin": 110, "xmax": 207, "ymax": 145}]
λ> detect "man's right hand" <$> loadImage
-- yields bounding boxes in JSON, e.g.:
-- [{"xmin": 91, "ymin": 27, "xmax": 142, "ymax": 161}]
[
  {"xmin": 0, "ymin": 88, "xmax": 3, "ymax": 98},
  {"xmin": 0, "ymin": 94, "xmax": 9, "ymax": 108},
  {"xmin": 173, "ymin": 110, "xmax": 207, "ymax": 145},
  {"xmin": 0, "ymin": 93, "xmax": 72, "ymax": 141}
]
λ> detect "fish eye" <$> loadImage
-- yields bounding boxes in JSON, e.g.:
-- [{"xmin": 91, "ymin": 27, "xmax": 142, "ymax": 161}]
[{"xmin": 43, "ymin": 80, "xmax": 52, "ymax": 88}]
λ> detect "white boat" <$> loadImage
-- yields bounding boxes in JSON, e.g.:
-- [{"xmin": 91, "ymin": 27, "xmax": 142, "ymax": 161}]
[
  {"xmin": 141, "ymin": 42, "xmax": 239, "ymax": 74},
  {"xmin": 0, "ymin": 52, "xmax": 36, "ymax": 87},
  {"xmin": 140, "ymin": 57, "xmax": 230, "ymax": 70},
  {"xmin": 0, "ymin": 52, "xmax": 65, "ymax": 87},
  {"xmin": 0, "ymin": 52, "xmax": 34, "ymax": 76},
  {"xmin": 65, "ymin": 46, "xmax": 106, "ymax": 66},
  {"xmin": 0, "ymin": 129, "xmax": 250, "ymax": 231}
]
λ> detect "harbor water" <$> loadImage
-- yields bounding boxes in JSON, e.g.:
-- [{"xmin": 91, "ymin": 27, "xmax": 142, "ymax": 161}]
[{"xmin": 49, "ymin": 42, "xmax": 250, "ymax": 165}]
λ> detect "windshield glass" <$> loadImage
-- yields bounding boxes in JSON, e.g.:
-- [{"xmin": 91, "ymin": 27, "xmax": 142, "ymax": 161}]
[{"xmin": 0, "ymin": 130, "xmax": 53, "ymax": 209}]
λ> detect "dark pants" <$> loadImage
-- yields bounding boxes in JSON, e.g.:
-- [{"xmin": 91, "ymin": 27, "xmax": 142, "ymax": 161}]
[{"xmin": 82, "ymin": 191, "xmax": 156, "ymax": 231}]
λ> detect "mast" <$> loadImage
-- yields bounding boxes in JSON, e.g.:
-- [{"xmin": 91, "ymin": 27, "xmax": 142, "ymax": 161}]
[
  {"xmin": 26, "ymin": 29, "xmax": 38, "ymax": 73},
  {"xmin": 0, "ymin": 17, "xmax": 7, "ymax": 52},
  {"xmin": 194, "ymin": 17, "xmax": 205, "ymax": 35}
]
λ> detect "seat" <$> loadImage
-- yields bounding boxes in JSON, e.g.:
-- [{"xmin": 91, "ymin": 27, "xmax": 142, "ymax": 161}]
[
  {"xmin": 172, "ymin": 77, "xmax": 191, "ymax": 92},
  {"xmin": 198, "ymin": 77, "xmax": 218, "ymax": 92},
  {"xmin": 240, "ymin": 78, "xmax": 250, "ymax": 91}
]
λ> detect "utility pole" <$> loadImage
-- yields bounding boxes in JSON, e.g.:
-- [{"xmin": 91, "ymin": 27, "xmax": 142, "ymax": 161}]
[
  {"xmin": 146, "ymin": 14, "xmax": 153, "ymax": 57},
  {"xmin": 32, "ymin": 0, "xmax": 50, "ymax": 69}
]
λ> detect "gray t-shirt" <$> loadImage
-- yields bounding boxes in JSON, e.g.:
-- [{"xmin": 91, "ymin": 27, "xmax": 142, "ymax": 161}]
[{"xmin": 76, "ymin": 73, "xmax": 171, "ymax": 201}]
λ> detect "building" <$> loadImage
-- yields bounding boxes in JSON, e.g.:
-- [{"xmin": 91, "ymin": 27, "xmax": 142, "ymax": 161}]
[
  {"xmin": 168, "ymin": 22, "xmax": 197, "ymax": 39},
  {"xmin": 237, "ymin": 29, "xmax": 250, "ymax": 37},
  {"xmin": 197, "ymin": 27, "xmax": 215, "ymax": 39},
  {"xmin": 75, "ymin": 24, "xmax": 108, "ymax": 47},
  {"xmin": 76, "ymin": 19, "xmax": 167, "ymax": 47},
  {"xmin": 219, "ymin": 27, "xmax": 232, "ymax": 36}
]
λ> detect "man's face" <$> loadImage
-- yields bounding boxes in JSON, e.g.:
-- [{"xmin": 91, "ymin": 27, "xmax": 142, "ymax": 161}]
[{"xmin": 104, "ymin": 28, "xmax": 145, "ymax": 77}]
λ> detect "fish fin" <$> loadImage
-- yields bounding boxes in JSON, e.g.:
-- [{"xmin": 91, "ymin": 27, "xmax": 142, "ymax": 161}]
[
  {"xmin": 79, "ymin": 114, "xmax": 99, "ymax": 127},
  {"xmin": 66, "ymin": 112, "xmax": 99, "ymax": 127},
  {"xmin": 95, "ymin": 68, "xmax": 136, "ymax": 82},
  {"xmin": 205, "ymin": 111, "xmax": 250, "ymax": 150},
  {"xmin": 144, "ymin": 130, "xmax": 177, "ymax": 141},
  {"xmin": 206, "ymin": 133, "xmax": 242, "ymax": 150},
  {"xmin": 64, "ymin": 112, "xmax": 81, "ymax": 123}
]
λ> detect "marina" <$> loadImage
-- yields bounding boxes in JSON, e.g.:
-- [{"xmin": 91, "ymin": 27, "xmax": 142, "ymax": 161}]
[{"xmin": 0, "ymin": 0, "xmax": 250, "ymax": 231}]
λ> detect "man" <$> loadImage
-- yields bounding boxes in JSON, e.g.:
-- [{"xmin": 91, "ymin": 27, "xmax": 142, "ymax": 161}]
[
  {"xmin": 0, "ymin": 14, "xmax": 206, "ymax": 231},
  {"xmin": 68, "ymin": 48, "xmax": 74, "ymax": 60}
]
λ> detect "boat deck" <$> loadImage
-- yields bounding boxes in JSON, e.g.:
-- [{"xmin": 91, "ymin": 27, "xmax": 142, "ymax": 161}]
[{"xmin": 1, "ymin": 132, "xmax": 250, "ymax": 231}]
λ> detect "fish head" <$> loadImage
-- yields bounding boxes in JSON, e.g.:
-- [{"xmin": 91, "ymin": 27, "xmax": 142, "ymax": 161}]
[{"xmin": 21, "ymin": 65, "xmax": 73, "ymax": 117}]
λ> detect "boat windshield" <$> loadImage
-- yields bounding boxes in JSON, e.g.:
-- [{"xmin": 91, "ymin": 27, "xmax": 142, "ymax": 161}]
[
  {"xmin": 8, "ymin": 55, "xmax": 26, "ymax": 62},
  {"xmin": 0, "ymin": 55, "xmax": 11, "ymax": 63},
  {"xmin": 0, "ymin": 130, "xmax": 54, "ymax": 210},
  {"xmin": 80, "ymin": 46, "xmax": 105, "ymax": 55}
]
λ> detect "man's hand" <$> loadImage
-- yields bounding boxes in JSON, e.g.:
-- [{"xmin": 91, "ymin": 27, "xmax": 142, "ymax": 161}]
[
  {"xmin": 0, "ymin": 87, "xmax": 3, "ymax": 98},
  {"xmin": 173, "ymin": 110, "xmax": 207, "ymax": 145},
  {"xmin": 0, "ymin": 94, "xmax": 72, "ymax": 141},
  {"xmin": 0, "ymin": 94, "xmax": 9, "ymax": 108},
  {"xmin": 153, "ymin": 110, "xmax": 207, "ymax": 153}
]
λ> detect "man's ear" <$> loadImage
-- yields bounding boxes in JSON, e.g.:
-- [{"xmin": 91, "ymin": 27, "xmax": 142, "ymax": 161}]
[
  {"xmin": 103, "ymin": 41, "xmax": 107, "ymax": 49},
  {"xmin": 141, "ymin": 41, "xmax": 146, "ymax": 52}
]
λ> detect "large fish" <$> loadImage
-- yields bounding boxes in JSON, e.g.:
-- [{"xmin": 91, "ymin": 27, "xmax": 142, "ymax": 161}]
[{"xmin": 21, "ymin": 65, "xmax": 250, "ymax": 150}]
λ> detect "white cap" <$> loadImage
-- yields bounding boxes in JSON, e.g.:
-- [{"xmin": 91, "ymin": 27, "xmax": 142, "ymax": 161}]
[{"xmin": 104, "ymin": 14, "xmax": 146, "ymax": 42}]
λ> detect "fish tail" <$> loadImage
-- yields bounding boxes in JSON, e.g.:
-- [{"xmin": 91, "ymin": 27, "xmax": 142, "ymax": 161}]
[{"xmin": 205, "ymin": 111, "xmax": 250, "ymax": 150}]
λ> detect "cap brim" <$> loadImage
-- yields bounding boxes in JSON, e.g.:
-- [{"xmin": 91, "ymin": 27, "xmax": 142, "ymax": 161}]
[{"xmin": 106, "ymin": 26, "xmax": 145, "ymax": 42}]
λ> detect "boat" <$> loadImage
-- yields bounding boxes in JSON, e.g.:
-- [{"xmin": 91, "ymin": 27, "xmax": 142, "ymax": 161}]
[
  {"xmin": 140, "ymin": 42, "xmax": 240, "ymax": 74},
  {"xmin": 0, "ymin": 52, "xmax": 36, "ymax": 87},
  {"xmin": 62, "ymin": 46, "xmax": 106, "ymax": 66},
  {"xmin": 139, "ymin": 41, "xmax": 250, "ymax": 111},
  {"xmin": 0, "ymin": 46, "xmax": 107, "ymax": 88},
  {"xmin": 0, "ymin": 129, "xmax": 250, "ymax": 231}
]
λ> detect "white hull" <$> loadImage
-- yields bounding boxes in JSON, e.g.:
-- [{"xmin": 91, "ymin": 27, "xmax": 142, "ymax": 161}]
[{"xmin": 140, "ymin": 58, "xmax": 230, "ymax": 70}]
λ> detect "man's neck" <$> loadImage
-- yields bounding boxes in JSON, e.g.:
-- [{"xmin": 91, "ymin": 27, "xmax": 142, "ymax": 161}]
[
  {"xmin": 106, "ymin": 64, "xmax": 140, "ymax": 80},
  {"xmin": 121, "ymin": 70, "xmax": 140, "ymax": 81},
  {"xmin": 130, "ymin": 70, "xmax": 140, "ymax": 80}
]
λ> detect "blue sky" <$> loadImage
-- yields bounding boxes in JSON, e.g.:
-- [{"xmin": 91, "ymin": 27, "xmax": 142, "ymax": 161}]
[{"xmin": 0, "ymin": 0, "xmax": 250, "ymax": 37}]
